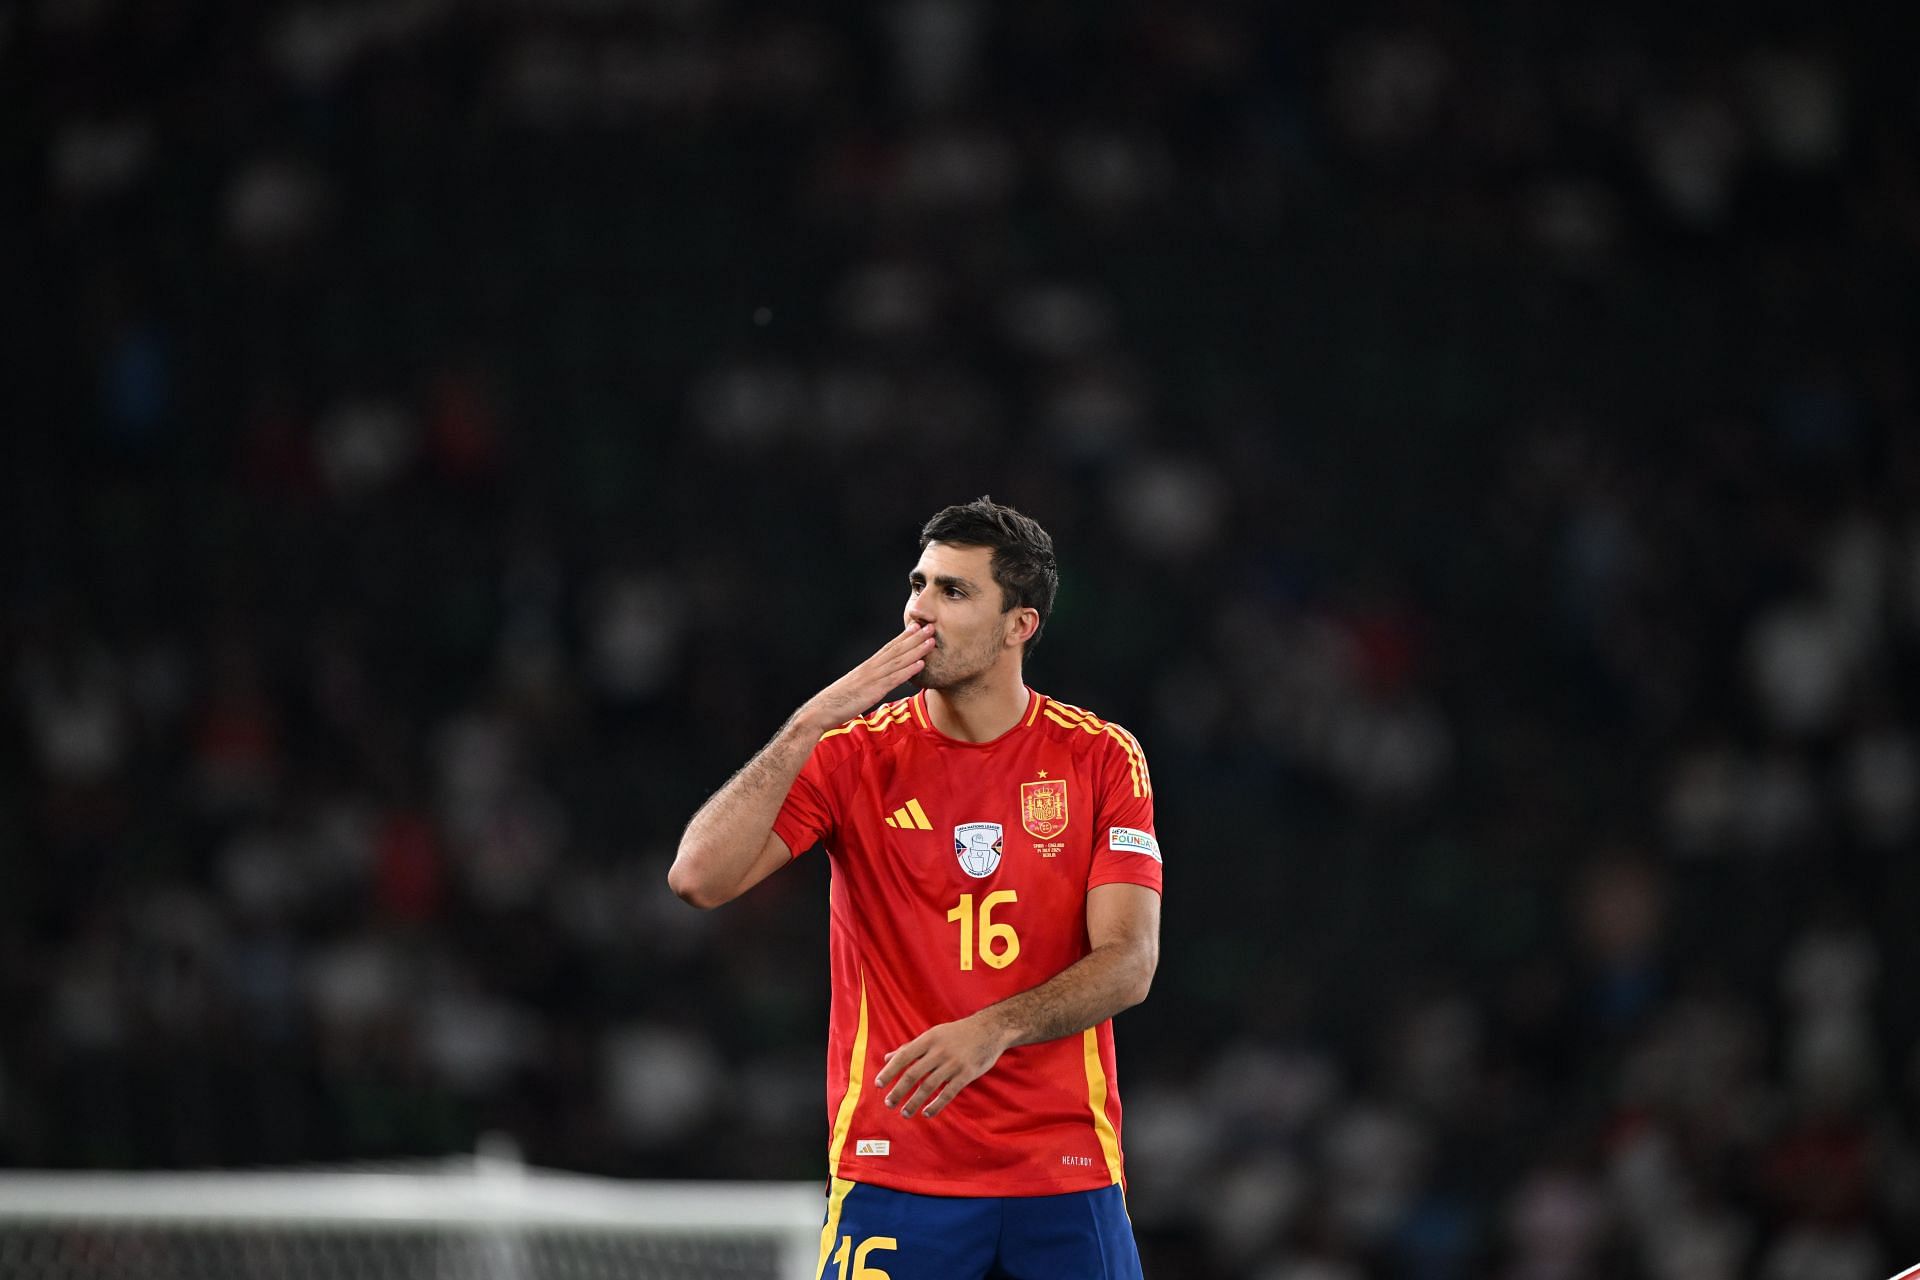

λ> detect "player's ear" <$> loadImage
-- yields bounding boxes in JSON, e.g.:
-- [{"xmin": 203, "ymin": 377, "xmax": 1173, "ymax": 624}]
[{"xmin": 1006, "ymin": 607, "xmax": 1039, "ymax": 649}]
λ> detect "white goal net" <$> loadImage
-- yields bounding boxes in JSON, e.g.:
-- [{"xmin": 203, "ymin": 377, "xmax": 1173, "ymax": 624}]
[{"xmin": 0, "ymin": 1156, "xmax": 824, "ymax": 1280}]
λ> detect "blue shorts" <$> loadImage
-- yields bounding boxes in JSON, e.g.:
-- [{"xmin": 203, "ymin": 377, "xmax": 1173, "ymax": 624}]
[{"xmin": 815, "ymin": 1178, "xmax": 1143, "ymax": 1280}]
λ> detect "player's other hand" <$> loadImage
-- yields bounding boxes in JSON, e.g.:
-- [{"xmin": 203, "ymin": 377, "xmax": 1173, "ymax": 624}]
[
  {"xmin": 875, "ymin": 1014, "xmax": 1012, "ymax": 1119},
  {"xmin": 797, "ymin": 624, "xmax": 936, "ymax": 732}
]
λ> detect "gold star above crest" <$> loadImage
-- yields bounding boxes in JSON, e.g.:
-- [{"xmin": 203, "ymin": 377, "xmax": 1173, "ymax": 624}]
[{"xmin": 1037, "ymin": 770, "xmax": 1048, "ymax": 778}]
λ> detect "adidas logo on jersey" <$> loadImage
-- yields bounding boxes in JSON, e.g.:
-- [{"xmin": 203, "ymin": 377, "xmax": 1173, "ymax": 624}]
[{"xmin": 884, "ymin": 798, "xmax": 932, "ymax": 830}]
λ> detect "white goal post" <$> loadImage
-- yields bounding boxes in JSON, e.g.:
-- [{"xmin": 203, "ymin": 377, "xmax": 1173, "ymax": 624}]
[{"xmin": 0, "ymin": 1157, "xmax": 825, "ymax": 1280}]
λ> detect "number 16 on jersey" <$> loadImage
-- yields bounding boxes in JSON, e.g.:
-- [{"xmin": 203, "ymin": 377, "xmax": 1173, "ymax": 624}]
[{"xmin": 946, "ymin": 891, "xmax": 1019, "ymax": 970}]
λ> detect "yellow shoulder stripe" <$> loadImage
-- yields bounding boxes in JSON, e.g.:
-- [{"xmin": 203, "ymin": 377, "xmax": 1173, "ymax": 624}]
[
  {"xmin": 1104, "ymin": 726, "xmax": 1149, "ymax": 799},
  {"xmin": 1043, "ymin": 708, "xmax": 1093, "ymax": 731},
  {"xmin": 1046, "ymin": 700, "xmax": 1098, "ymax": 727},
  {"xmin": 1041, "ymin": 707, "xmax": 1151, "ymax": 798},
  {"xmin": 1105, "ymin": 722, "xmax": 1152, "ymax": 800},
  {"xmin": 819, "ymin": 702, "xmax": 915, "ymax": 741}
]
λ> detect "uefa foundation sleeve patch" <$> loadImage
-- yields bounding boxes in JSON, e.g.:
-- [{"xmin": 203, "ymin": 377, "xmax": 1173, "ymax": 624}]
[{"xmin": 1108, "ymin": 827, "xmax": 1161, "ymax": 862}]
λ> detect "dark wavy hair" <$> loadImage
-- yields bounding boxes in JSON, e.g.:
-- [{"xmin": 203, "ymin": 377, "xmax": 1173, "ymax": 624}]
[{"xmin": 920, "ymin": 497, "xmax": 1059, "ymax": 657}]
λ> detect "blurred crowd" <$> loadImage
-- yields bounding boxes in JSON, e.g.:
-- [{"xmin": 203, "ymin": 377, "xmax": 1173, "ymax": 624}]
[{"xmin": 8, "ymin": 0, "xmax": 1920, "ymax": 1277}]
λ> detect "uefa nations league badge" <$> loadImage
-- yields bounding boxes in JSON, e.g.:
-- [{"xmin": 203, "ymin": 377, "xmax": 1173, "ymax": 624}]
[{"xmin": 953, "ymin": 823, "xmax": 1004, "ymax": 878}]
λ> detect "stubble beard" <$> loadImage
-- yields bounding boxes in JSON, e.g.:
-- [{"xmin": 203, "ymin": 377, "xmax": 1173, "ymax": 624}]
[{"xmin": 910, "ymin": 635, "xmax": 995, "ymax": 693}]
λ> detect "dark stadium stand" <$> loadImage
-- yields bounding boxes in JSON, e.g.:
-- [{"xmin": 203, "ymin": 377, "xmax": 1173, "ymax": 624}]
[{"xmin": 6, "ymin": 1, "xmax": 1920, "ymax": 1275}]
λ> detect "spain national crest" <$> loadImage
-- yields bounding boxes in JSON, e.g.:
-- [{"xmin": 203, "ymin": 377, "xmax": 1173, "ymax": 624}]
[{"xmin": 1020, "ymin": 779, "xmax": 1069, "ymax": 839}]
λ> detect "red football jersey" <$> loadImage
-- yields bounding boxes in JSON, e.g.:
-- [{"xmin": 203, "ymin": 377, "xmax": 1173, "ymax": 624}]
[{"xmin": 772, "ymin": 688, "xmax": 1163, "ymax": 1197}]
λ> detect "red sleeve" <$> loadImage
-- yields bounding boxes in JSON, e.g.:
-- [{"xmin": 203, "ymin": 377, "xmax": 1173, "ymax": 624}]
[
  {"xmin": 771, "ymin": 737, "xmax": 839, "ymax": 859},
  {"xmin": 1087, "ymin": 722, "xmax": 1162, "ymax": 894}
]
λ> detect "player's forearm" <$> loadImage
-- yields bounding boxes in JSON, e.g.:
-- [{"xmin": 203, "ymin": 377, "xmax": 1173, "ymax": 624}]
[
  {"xmin": 669, "ymin": 713, "xmax": 821, "ymax": 907},
  {"xmin": 975, "ymin": 937, "xmax": 1157, "ymax": 1051}
]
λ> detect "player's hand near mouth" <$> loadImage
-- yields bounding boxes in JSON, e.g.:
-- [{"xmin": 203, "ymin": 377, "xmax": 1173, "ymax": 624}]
[{"xmin": 670, "ymin": 623, "xmax": 935, "ymax": 910}]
